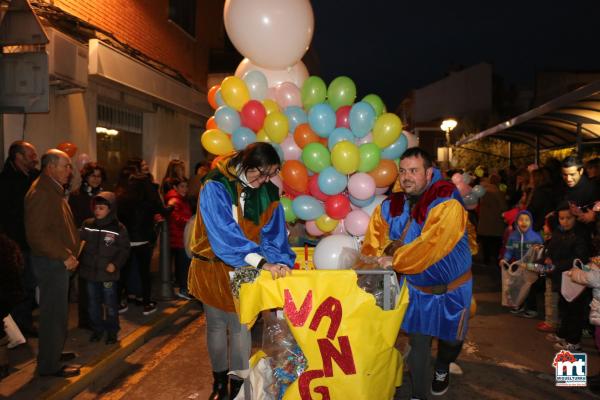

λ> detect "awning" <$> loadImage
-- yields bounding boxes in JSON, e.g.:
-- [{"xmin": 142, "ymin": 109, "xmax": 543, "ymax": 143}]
[{"xmin": 456, "ymin": 80, "xmax": 600, "ymax": 150}]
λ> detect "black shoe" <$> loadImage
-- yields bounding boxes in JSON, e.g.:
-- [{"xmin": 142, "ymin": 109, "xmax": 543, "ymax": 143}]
[
  {"xmin": 230, "ymin": 378, "xmax": 244, "ymax": 398},
  {"xmin": 59, "ymin": 352, "xmax": 77, "ymax": 362},
  {"xmin": 142, "ymin": 302, "xmax": 157, "ymax": 316},
  {"xmin": 106, "ymin": 333, "xmax": 118, "ymax": 345},
  {"xmin": 431, "ymin": 369, "xmax": 450, "ymax": 396},
  {"xmin": 89, "ymin": 331, "xmax": 103, "ymax": 342},
  {"xmin": 40, "ymin": 365, "xmax": 81, "ymax": 378},
  {"xmin": 209, "ymin": 370, "xmax": 229, "ymax": 400}
]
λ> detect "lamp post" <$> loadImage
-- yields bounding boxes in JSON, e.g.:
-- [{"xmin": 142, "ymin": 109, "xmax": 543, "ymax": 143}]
[{"xmin": 438, "ymin": 119, "xmax": 457, "ymax": 166}]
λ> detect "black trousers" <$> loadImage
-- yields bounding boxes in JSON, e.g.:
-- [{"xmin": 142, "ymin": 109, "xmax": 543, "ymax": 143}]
[
  {"xmin": 558, "ymin": 288, "xmax": 591, "ymax": 345},
  {"xmin": 478, "ymin": 235, "xmax": 502, "ymax": 265},
  {"xmin": 408, "ymin": 333, "xmax": 464, "ymax": 399},
  {"xmin": 121, "ymin": 243, "xmax": 154, "ymax": 305}
]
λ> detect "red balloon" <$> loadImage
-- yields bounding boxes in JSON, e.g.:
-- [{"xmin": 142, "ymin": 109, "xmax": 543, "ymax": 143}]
[
  {"xmin": 240, "ymin": 100, "xmax": 267, "ymax": 132},
  {"xmin": 336, "ymin": 105, "xmax": 351, "ymax": 128},
  {"xmin": 308, "ymin": 174, "xmax": 330, "ymax": 202},
  {"xmin": 282, "ymin": 181, "xmax": 306, "ymax": 199},
  {"xmin": 325, "ymin": 194, "xmax": 351, "ymax": 220},
  {"xmin": 57, "ymin": 142, "xmax": 77, "ymax": 157}
]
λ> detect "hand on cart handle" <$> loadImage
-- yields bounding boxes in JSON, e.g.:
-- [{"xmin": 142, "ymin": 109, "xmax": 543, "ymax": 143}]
[{"xmin": 263, "ymin": 263, "xmax": 292, "ymax": 279}]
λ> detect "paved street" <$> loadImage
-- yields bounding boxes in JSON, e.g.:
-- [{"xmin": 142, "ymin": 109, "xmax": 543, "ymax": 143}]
[{"xmin": 67, "ymin": 263, "xmax": 599, "ymax": 400}]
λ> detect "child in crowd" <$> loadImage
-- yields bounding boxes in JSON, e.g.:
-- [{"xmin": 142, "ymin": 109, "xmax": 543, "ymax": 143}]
[
  {"xmin": 164, "ymin": 177, "xmax": 193, "ymax": 300},
  {"xmin": 545, "ymin": 202, "xmax": 590, "ymax": 351},
  {"xmin": 501, "ymin": 210, "xmax": 544, "ymax": 317},
  {"xmin": 79, "ymin": 192, "xmax": 130, "ymax": 344}
]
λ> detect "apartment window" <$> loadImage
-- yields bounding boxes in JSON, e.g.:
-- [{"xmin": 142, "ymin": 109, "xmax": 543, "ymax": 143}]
[{"xmin": 168, "ymin": 0, "xmax": 196, "ymax": 38}]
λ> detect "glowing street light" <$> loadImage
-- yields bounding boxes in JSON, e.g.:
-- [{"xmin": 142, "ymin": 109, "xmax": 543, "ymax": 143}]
[{"xmin": 440, "ymin": 118, "xmax": 457, "ymax": 146}]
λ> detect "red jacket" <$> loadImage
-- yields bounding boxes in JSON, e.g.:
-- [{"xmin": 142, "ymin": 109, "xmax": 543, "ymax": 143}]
[{"xmin": 165, "ymin": 189, "xmax": 192, "ymax": 248}]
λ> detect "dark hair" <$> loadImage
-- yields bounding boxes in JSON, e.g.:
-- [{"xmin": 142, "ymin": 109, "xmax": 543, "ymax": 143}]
[
  {"xmin": 8, "ymin": 140, "xmax": 29, "ymax": 161},
  {"xmin": 93, "ymin": 196, "xmax": 111, "ymax": 209},
  {"xmin": 81, "ymin": 162, "xmax": 107, "ymax": 183},
  {"xmin": 164, "ymin": 176, "xmax": 188, "ymax": 192},
  {"xmin": 531, "ymin": 168, "xmax": 551, "ymax": 188},
  {"xmin": 562, "ymin": 155, "xmax": 583, "ymax": 169},
  {"xmin": 399, "ymin": 147, "xmax": 433, "ymax": 169},
  {"xmin": 227, "ymin": 142, "xmax": 281, "ymax": 175},
  {"xmin": 556, "ymin": 200, "xmax": 571, "ymax": 213},
  {"xmin": 126, "ymin": 157, "xmax": 144, "ymax": 174},
  {"xmin": 586, "ymin": 157, "xmax": 600, "ymax": 168}
]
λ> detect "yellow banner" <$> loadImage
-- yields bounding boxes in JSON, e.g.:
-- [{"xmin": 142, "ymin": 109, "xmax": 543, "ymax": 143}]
[{"xmin": 239, "ymin": 270, "xmax": 409, "ymax": 400}]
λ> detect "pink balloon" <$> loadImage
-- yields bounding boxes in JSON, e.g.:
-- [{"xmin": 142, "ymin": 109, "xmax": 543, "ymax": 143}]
[
  {"xmin": 270, "ymin": 174, "xmax": 284, "ymax": 195},
  {"xmin": 308, "ymin": 174, "xmax": 330, "ymax": 202},
  {"xmin": 355, "ymin": 132, "xmax": 373, "ymax": 145},
  {"xmin": 306, "ymin": 220, "xmax": 325, "ymax": 237},
  {"xmin": 332, "ymin": 220, "xmax": 346, "ymax": 234},
  {"xmin": 375, "ymin": 186, "xmax": 389, "ymax": 195},
  {"xmin": 275, "ymin": 82, "xmax": 302, "ymax": 108},
  {"xmin": 281, "ymin": 135, "xmax": 302, "ymax": 161},
  {"xmin": 451, "ymin": 173, "xmax": 464, "ymax": 186},
  {"xmin": 344, "ymin": 210, "xmax": 370, "ymax": 236},
  {"xmin": 347, "ymin": 173, "xmax": 376, "ymax": 200},
  {"xmin": 457, "ymin": 182, "xmax": 472, "ymax": 197},
  {"xmin": 336, "ymin": 105, "xmax": 351, "ymax": 128}
]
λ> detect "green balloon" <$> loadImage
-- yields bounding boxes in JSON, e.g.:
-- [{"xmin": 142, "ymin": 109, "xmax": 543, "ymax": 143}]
[
  {"xmin": 358, "ymin": 143, "xmax": 381, "ymax": 172},
  {"xmin": 362, "ymin": 94, "xmax": 385, "ymax": 117},
  {"xmin": 301, "ymin": 142, "xmax": 331, "ymax": 173},
  {"xmin": 301, "ymin": 76, "xmax": 327, "ymax": 111},
  {"xmin": 280, "ymin": 196, "xmax": 296, "ymax": 222},
  {"xmin": 327, "ymin": 76, "xmax": 356, "ymax": 111}
]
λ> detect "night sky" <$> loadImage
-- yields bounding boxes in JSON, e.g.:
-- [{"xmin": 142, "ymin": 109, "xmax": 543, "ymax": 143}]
[{"xmin": 310, "ymin": 1, "xmax": 600, "ymax": 109}]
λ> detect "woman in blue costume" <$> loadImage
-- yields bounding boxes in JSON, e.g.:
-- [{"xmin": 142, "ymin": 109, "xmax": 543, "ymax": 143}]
[
  {"xmin": 188, "ymin": 143, "xmax": 295, "ymax": 400},
  {"xmin": 362, "ymin": 147, "xmax": 472, "ymax": 399}
]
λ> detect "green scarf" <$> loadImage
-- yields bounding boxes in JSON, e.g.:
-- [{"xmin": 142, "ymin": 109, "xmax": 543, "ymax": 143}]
[{"xmin": 203, "ymin": 169, "xmax": 279, "ymax": 225}]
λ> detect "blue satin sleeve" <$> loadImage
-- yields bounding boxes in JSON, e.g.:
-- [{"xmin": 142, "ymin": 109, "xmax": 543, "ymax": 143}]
[
  {"xmin": 260, "ymin": 204, "xmax": 296, "ymax": 267},
  {"xmin": 199, "ymin": 181, "xmax": 261, "ymax": 268}
]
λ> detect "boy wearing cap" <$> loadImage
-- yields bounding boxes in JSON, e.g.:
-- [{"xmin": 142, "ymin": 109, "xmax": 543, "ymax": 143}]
[{"xmin": 79, "ymin": 192, "xmax": 130, "ymax": 344}]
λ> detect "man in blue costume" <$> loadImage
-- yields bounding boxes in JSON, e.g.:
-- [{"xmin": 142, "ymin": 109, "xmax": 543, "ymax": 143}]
[{"xmin": 362, "ymin": 147, "xmax": 472, "ymax": 399}]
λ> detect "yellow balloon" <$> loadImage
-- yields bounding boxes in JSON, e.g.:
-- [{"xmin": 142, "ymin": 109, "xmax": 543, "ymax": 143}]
[
  {"xmin": 201, "ymin": 129, "xmax": 234, "ymax": 155},
  {"xmin": 256, "ymin": 129, "xmax": 271, "ymax": 143},
  {"xmin": 373, "ymin": 113, "xmax": 402, "ymax": 148},
  {"xmin": 315, "ymin": 214, "xmax": 338, "ymax": 232},
  {"xmin": 331, "ymin": 141, "xmax": 360, "ymax": 174},
  {"xmin": 264, "ymin": 111, "xmax": 289, "ymax": 143},
  {"xmin": 221, "ymin": 76, "xmax": 250, "ymax": 111},
  {"xmin": 262, "ymin": 99, "xmax": 280, "ymax": 115}
]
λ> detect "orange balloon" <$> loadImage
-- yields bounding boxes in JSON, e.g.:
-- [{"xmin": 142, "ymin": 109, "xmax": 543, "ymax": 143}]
[
  {"xmin": 206, "ymin": 116, "xmax": 217, "ymax": 130},
  {"xmin": 293, "ymin": 123, "xmax": 319, "ymax": 149},
  {"xmin": 57, "ymin": 142, "xmax": 77, "ymax": 158},
  {"xmin": 319, "ymin": 137, "xmax": 328, "ymax": 147},
  {"xmin": 208, "ymin": 84, "xmax": 220, "ymax": 110},
  {"xmin": 368, "ymin": 159, "xmax": 398, "ymax": 187},
  {"xmin": 281, "ymin": 160, "xmax": 309, "ymax": 193}
]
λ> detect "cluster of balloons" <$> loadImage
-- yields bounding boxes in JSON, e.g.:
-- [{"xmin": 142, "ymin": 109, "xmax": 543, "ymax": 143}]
[
  {"xmin": 451, "ymin": 172, "xmax": 487, "ymax": 210},
  {"xmin": 201, "ymin": 70, "xmax": 418, "ymax": 245}
]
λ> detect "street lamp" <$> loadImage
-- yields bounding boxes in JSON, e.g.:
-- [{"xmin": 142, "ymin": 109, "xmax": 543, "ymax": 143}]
[{"xmin": 438, "ymin": 119, "xmax": 457, "ymax": 165}]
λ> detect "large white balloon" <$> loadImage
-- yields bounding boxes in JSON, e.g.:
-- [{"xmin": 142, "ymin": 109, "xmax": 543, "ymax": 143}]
[
  {"xmin": 313, "ymin": 234, "xmax": 359, "ymax": 270},
  {"xmin": 224, "ymin": 0, "xmax": 314, "ymax": 69},
  {"xmin": 235, "ymin": 58, "xmax": 309, "ymax": 89}
]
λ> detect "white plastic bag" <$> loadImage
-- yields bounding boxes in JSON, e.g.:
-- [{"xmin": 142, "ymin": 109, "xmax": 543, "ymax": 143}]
[
  {"xmin": 3, "ymin": 314, "xmax": 26, "ymax": 349},
  {"xmin": 561, "ymin": 271, "xmax": 586, "ymax": 302},
  {"xmin": 501, "ymin": 260, "xmax": 539, "ymax": 308}
]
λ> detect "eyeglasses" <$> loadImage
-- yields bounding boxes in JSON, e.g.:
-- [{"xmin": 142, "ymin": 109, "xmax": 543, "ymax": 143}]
[{"xmin": 255, "ymin": 166, "xmax": 280, "ymax": 179}]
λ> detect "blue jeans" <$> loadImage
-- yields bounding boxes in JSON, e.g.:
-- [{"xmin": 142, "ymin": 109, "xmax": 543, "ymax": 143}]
[{"xmin": 86, "ymin": 280, "xmax": 120, "ymax": 334}]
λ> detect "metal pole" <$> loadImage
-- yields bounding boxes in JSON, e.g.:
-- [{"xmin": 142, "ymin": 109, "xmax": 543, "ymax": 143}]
[
  {"xmin": 158, "ymin": 219, "xmax": 175, "ymax": 300},
  {"xmin": 576, "ymin": 123, "xmax": 582, "ymax": 155}
]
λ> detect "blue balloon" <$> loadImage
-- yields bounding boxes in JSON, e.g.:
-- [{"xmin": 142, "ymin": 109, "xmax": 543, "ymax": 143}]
[
  {"xmin": 292, "ymin": 195, "xmax": 324, "ymax": 220},
  {"xmin": 349, "ymin": 195, "xmax": 375, "ymax": 208},
  {"xmin": 242, "ymin": 70, "xmax": 268, "ymax": 100},
  {"xmin": 349, "ymin": 102, "xmax": 376, "ymax": 138},
  {"xmin": 215, "ymin": 106, "xmax": 240, "ymax": 133},
  {"xmin": 232, "ymin": 127, "xmax": 256, "ymax": 150},
  {"xmin": 308, "ymin": 103, "xmax": 336, "ymax": 138},
  {"xmin": 327, "ymin": 127, "xmax": 354, "ymax": 150},
  {"xmin": 472, "ymin": 185, "xmax": 486, "ymax": 198},
  {"xmin": 269, "ymin": 143, "xmax": 284, "ymax": 163},
  {"xmin": 381, "ymin": 134, "xmax": 408, "ymax": 159},
  {"xmin": 284, "ymin": 106, "xmax": 308, "ymax": 133},
  {"xmin": 215, "ymin": 88, "xmax": 225, "ymax": 107},
  {"xmin": 318, "ymin": 167, "xmax": 348, "ymax": 195}
]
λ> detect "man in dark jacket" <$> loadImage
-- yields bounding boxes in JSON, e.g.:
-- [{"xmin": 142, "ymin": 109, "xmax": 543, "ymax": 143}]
[
  {"xmin": 79, "ymin": 192, "xmax": 130, "ymax": 345},
  {"xmin": 0, "ymin": 141, "xmax": 39, "ymax": 336},
  {"xmin": 561, "ymin": 155, "xmax": 600, "ymax": 228}
]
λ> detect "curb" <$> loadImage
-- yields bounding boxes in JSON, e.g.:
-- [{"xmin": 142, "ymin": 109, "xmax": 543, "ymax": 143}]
[{"xmin": 39, "ymin": 300, "xmax": 198, "ymax": 400}]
